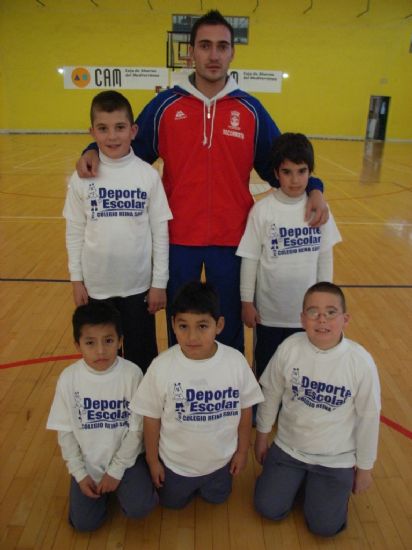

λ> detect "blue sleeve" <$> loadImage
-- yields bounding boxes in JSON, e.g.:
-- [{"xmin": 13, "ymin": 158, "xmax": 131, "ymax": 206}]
[
  {"xmin": 252, "ymin": 100, "xmax": 281, "ymax": 186},
  {"xmin": 82, "ymin": 141, "xmax": 98, "ymax": 154},
  {"xmin": 132, "ymin": 97, "xmax": 160, "ymax": 164},
  {"xmin": 132, "ymin": 89, "xmax": 183, "ymax": 164},
  {"xmin": 307, "ymin": 176, "xmax": 324, "ymax": 193}
]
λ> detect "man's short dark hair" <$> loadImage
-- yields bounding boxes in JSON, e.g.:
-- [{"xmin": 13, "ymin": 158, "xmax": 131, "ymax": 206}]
[
  {"xmin": 72, "ymin": 301, "xmax": 123, "ymax": 343},
  {"xmin": 271, "ymin": 132, "xmax": 315, "ymax": 173},
  {"xmin": 90, "ymin": 90, "xmax": 134, "ymax": 125},
  {"xmin": 190, "ymin": 10, "xmax": 234, "ymax": 46},
  {"xmin": 303, "ymin": 282, "xmax": 347, "ymax": 312},
  {"xmin": 171, "ymin": 281, "xmax": 221, "ymax": 321}
]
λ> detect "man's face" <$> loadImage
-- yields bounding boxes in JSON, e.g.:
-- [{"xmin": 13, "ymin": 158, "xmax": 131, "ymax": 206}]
[{"xmin": 190, "ymin": 24, "xmax": 234, "ymax": 88}]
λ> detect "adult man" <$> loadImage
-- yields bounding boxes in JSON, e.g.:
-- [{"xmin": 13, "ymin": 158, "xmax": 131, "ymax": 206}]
[{"xmin": 77, "ymin": 10, "xmax": 327, "ymax": 352}]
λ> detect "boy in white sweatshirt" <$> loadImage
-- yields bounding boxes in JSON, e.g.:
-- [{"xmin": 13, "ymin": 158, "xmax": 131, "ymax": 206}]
[
  {"xmin": 64, "ymin": 90, "xmax": 172, "ymax": 372},
  {"xmin": 254, "ymin": 282, "xmax": 381, "ymax": 536}
]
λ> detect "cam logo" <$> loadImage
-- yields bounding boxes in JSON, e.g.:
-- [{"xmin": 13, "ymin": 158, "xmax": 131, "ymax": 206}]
[{"xmin": 71, "ymin": 67, "xmax": 91, "ymax": 88}]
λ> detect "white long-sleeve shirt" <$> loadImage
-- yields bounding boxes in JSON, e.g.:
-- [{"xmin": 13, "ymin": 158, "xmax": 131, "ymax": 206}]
[
  {"xmin": 47, "ymin": 357, "xmax": 144, "ymax": 483},
  {"xmin": 256, "ymin": 332, "xmax": 381, "ymax": 469},
  {"xmin": 64, "ymin": 149, "xmax": 172, "ymax": 299},
  {"xmin": 237, "ymin": 189, "xmax": 341, "ymax": 327}
]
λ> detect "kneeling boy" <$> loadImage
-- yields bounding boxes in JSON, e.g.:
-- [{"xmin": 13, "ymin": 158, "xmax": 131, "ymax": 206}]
[
  {"xmin": 47, "ymin": 302, "xmax": 157, "ymax": 531},
  {"xmin": 254, "ymin": 282, "xmax": 381, "ymax": 536},
  {"xmin": 130, "ymin": 281, "xmax": 264, "ymax": 508}
]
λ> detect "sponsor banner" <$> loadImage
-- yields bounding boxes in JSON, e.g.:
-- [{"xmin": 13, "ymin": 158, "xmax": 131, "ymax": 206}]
[
  {"xmin": 63, "ymin": 66, "xmax": 169, "ymax": 90},
  {"xmin": 229, "ymin": 69, "xmax": 283, "ymax": 93},
  {"xmin": 171, "ymin": 69, "xmax": 283, "ymax": 93}
]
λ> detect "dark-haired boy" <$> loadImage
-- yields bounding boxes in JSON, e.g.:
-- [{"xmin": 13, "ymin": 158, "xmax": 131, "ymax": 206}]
[
  {"xmin": 47, "ymin": 302, "xmax": 157, "ymax": 531},
  {"xmin": 64, "ymin": 90, "xmax": 172, "ymax": 372},
  {"xmin": 254, "ymin": 282, "xmax": 381, "ymax": 536},
  {"xmin": 76, "ymin": 11, "xmax": 328, "ymax": 354},
  {"xmin": 130, "ymin": 281, "xmax": 263, "ymax": 509},
  {"xmin": 237, "ymin": 133, "xmax": 342, "ymax": 382}
]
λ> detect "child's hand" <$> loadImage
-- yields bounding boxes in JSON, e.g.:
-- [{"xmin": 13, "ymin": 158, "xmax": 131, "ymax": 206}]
[
  {"xmin": 146, "ymin": 287, "xmax": 167, "ymax": 314},
  {"xmin": 76, "ymin": 149, "xmax": 99, "ymax": 178},
  {"xmin": 353, "ymin": 468, "xmax": 373, "ymax": 494},
  {"xmin": 72, "ymin": 281, "xmax": 89, "ymax": 306},
  {"xmin": 254, "ymin": 432, "xmax": 269, "ymax": 465},
  {"xmin": 305, "ymin": 189, "xmax": 329, "ymax": 227},
  {"xmin": 147, "ymin": 459, "xmax": 165, "ymax": 488},
  {"xmin": 96, "ymin": 473, "xmax": 121, "ymax": 494},
  {"xmin": 78, "ymin": 475, "xmax": 100, "ymax": 499},
  {"xmin": 230, "ymin": 450, "xmax": 248, "ymax": 475},
  {"xmin": 241, "ymin": 302, "xmax": 261, "ymax": 328}
]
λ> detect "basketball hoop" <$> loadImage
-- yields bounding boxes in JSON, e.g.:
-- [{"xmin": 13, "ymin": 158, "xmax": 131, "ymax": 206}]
[
  {"xmin": 179, "ymin": 56, "xmax": 193, "ymax": 69},
  {"xmin": 167, "ymin": 31, "xmax": 191, "ymax": 70}
]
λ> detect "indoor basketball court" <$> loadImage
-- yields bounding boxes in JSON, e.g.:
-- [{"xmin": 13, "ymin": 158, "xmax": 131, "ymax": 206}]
[{"xmin": 0, "ymin": 1, "xmax": 411, "ymax": 549}]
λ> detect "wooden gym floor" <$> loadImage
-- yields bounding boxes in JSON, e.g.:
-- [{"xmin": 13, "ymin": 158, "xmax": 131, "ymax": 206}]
[{"xmin": 0, "ymin": 135, "xmax": 411, "ymax": 549}]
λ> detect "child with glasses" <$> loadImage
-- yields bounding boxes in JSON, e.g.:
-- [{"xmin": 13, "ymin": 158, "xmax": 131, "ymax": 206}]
[
  {"xmin": 236, "ymin": 133, "xmax": 341, "ymax": 383},
  {"xmin": 254, "ymin": 282, "xmax": 381, "ymax": 537}
]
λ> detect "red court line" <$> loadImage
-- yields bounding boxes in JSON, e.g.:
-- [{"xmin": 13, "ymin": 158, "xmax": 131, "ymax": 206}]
[
  {"xmin": 380, "ymin": 414, "xmax": 412, "ymax": 440},
  {"xmin": 0, "ymin": 354, "xmax": 81, "ymax": 369},
  {"xmin": 0, "ymin": 354, "xmax": 411, "ymax": 441}
]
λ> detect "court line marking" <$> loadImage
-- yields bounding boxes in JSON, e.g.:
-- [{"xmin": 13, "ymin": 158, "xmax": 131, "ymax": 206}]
[
  {"xmin": 1, "ymin": 278, "xmax": 411, "ymax": 287},
  {"xmin": 1, "ymin": 216, "xmax": 411, "ymax": 227},
  {"xmin": 316, "ymin": 154, "xmax": 359, "ymax": 176},
  {"xmin": 0, "ymin": 190, "xmax": 65, "ymax": 200},
  {"xmin": 0, "ymin": 216, "xmax": 62, "ymax": 220},
  {"xmin": 11, "ymin": 149, "xmax": 65, "ymax": 169},
  {"xmin": 0, "ymin": 354, "xmax": 410, "ymax": 440}
]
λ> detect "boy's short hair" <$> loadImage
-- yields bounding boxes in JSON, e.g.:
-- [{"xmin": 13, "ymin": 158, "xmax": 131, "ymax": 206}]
[
  {"xmin": 271, "ymin": 133, "xmax": 315, "ymax": 173},
  {"xmin": 90, "ymin": 90, "xmax": 134, "ymax": 125},
  {"xmin": 190, "ymin": 9, "xmax": 234, "ymax": 46},
  {"xmin": 303, "ymin": 282, "xmax": 347, "ymax": 312},
  {"xmin": 72, "ymin": 301, "xmax": 123, "ymax": 343},
  {"xmin": 171, "ymin": 281, "xmax": 221, "ymax": 321}
]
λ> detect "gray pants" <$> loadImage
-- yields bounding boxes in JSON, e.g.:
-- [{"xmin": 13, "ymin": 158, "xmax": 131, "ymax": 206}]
[
  {"xmin": 159, "ymin": 462, "xmax": 232, "ymax": 509},
  {"xmin": 254, "ymin": 444, "xmax": 354, "ymax": 537},
  {"xmin": 69, "ymin": 455, "xmax": 158, "ymax": 531}
]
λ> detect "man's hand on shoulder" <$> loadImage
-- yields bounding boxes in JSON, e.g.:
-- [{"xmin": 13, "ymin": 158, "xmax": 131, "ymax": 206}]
[
  {"xmin": 76, "ymin": 149, "xmax": 100, "ymax": 178},
  {"xmin": 305, "ymin": 189, "xmax": 329, "ymax": 227}
]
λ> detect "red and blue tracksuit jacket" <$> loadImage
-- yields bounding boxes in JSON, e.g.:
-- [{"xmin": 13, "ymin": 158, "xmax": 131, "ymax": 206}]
[{"xmin": 87, "ymin": 81, "xmax": 323, "ymax": 247}]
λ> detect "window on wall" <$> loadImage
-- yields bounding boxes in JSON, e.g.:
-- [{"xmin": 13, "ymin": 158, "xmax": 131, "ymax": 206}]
[{"xmin": 172, "ymin": 15, "xmax": 249, "ymax": 44}]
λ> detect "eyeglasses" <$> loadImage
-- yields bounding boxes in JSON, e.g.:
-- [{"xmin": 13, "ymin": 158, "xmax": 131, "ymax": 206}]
[{"xmin": 304, "ymin": 308, "xmax": 342, "ymax": 321}]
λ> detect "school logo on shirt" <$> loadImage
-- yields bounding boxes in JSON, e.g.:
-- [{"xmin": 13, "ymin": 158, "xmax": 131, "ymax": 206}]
[
  {"xmin": 290, "ymin": 369, "xmax": 352, "ymax": 412},
  {"xmin": 229, "ymin": 110, "xmax": 240, "ymax": 129},
  {"xmin": 87, "ymin": 183, "xmax": 147, "ymax": 220},
  {"xmin": 223, "ymin": 110, "xmax": 244, "ymax": 140},
  {"xmin": 172, "ymin": 382, "xmax": 240, "ymax": 423},
  {"xmin": 75, "ymin": 391, "xmax": 131, "ymax": 429},
  {"xmin": 269, "ymin": 223, "xmax": 321, "ymax": 257}
]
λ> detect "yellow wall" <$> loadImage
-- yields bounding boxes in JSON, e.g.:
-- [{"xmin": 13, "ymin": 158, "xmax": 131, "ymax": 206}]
[{"xmin": 1, "ymin": 0, "xmax": 411, "ymax": 139}]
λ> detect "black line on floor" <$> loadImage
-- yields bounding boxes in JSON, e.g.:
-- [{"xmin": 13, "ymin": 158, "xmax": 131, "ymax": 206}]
[{"xmin": 0, "ymin": 279, "xmax": 411, "ymax": 288}]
